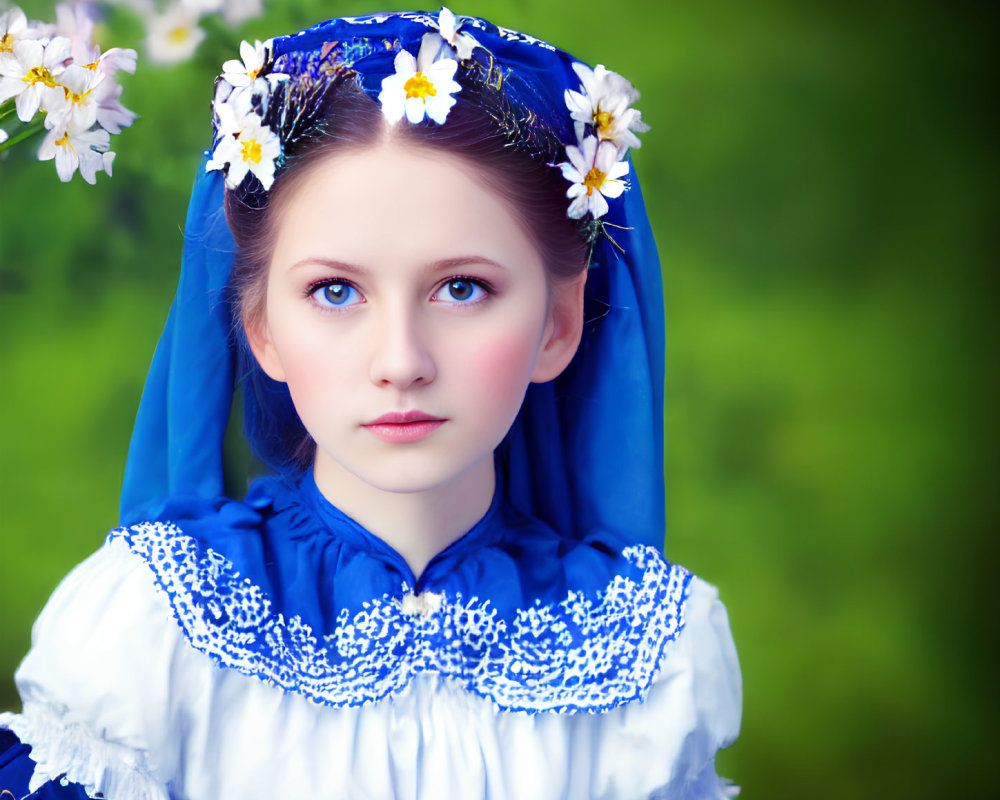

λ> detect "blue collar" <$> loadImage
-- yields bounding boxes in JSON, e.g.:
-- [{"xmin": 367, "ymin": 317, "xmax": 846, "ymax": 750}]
[{"xmin": 111, "ymin": 478, "xmax": 691, "ymax": 714}]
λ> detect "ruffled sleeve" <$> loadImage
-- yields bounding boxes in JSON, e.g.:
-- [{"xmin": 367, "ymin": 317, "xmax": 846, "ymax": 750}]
[
  {"xmin": 0, "ymin": 538, "xmax": 181, "ymax": 800},
  {"xmin": 589, "ymin": 575, "xmax": 742, "ymax": 799}
]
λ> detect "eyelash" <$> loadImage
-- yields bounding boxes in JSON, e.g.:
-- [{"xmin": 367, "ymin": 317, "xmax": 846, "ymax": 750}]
[
  {"xmin": 431, "ymin": 276, "xmax": 494, "ymax": 305},
  {"xmin": 305, "ymin": 276, "xmax": 495, "ymax": 310},
  {"xmin": 306, "ymin": 279, "xmax": 363, "ymax": 310}
]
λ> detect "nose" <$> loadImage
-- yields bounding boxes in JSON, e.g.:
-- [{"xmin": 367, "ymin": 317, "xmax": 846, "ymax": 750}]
[{"xmin": 368, "ymin": 304, "xmax": 436, "ymax": 390}]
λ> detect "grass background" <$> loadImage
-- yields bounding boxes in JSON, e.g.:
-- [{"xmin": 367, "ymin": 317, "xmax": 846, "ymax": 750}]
[{"xmin": 1, "ymin": 0, "xmax": 996, "ymax": 796}]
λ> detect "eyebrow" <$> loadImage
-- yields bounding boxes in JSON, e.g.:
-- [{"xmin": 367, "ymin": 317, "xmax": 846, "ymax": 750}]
[
  {"xmin": 289, "ymin": 257, "xmax": 369, "ymax": 274},
  {"xmin": 288, "ymin": 255, "xmax": 508, "ymax": 274}
]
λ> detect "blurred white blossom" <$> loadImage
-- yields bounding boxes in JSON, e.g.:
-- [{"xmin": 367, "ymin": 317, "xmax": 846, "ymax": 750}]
[
  {"xmin": 53, "ymin": 1, "xmax": 98, "ymax": 64},
  {"xmin": 144, "ymin": 0, "xmax": 204, "ymax": 65}
]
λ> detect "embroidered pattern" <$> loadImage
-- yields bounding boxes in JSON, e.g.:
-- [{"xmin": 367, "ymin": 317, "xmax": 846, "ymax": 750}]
[{"xmin": 108, "ymin": 522, "xmax": 691, "ymax": 714}]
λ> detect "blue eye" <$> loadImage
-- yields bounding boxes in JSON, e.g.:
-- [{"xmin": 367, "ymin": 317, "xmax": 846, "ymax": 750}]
[
  {"xmin": 310, "ymin": 280, "xmax": 362, "ymax": 309},
  {"xmin": 432, "ymin": 278, "xmax": 490, "ymax": 304}
]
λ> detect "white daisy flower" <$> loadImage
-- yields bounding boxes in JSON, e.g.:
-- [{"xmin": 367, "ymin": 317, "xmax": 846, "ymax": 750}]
[
  {"xmin": 564, "ymin": 62, "xmax": 650, "ymax": 154},
  {"xmin": 46, "ymin": 63, "xmax": 105, "ymax": 132},
  {"xmin": 0, "ymin": 37, "xmax": 73, "ymax": 122},
  {"xmin": 418, "ymin": 6, "xmax": 480, "ymax": 69},
  {"xmin": 1, "ymin": 6, "xmax": 37, "ymax": 55},
  {"xmin": 558, "ymin": 136, "xmax": 630, "ymax": 219},
  {"xmin": 378, "ymin": 48, "xmax": 461, "ymax": 126},
  {"xmin": 206, "ymin": 110, "xmax": 281, "ymax": 189},
  {"xmin": 144, "ymin": 1, "xmax": 205, "ymax": 65},
  {"xmin": 38, "ymin": 119, "xmax": 114, "ymax": 183},
  {"xmin": 222, "ymin": 39, "xmax": 278, "ymax": 88}
]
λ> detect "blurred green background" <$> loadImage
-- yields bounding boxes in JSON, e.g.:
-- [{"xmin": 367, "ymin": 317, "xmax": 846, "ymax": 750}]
[{"xmin": 1, "ymin": 0, "xmax": 995, "ymax": 797}]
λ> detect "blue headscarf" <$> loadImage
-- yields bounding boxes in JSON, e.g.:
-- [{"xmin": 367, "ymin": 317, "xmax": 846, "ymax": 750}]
[{"xmin": 120, "ymin": 9, "xmax": 666, "ymax": 551}]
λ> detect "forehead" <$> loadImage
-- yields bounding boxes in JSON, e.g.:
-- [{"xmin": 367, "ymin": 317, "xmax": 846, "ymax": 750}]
[{"xmin": 269, "ymin": 142, "xmax": 544, "ymax": 276}]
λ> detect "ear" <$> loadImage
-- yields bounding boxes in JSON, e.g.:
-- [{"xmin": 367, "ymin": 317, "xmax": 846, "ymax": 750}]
[
  {"xmin": 531, "ymin": 269, "xmax": 587, "ymax": 383},
  {"xmin": 244, "ymin": 313, "xmax": 288, "ymax": 383}
]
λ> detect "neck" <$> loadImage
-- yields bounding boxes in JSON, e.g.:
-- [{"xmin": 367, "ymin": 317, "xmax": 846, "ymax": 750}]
[{"xmin": 311, "ymin": 454, "xmax": 496, "ymax": 581}]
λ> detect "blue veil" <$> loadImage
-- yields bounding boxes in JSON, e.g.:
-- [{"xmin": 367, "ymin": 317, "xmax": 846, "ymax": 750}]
[{"xmin": 120, "ymin": 10, "xmax": 666, "ymax": 551}]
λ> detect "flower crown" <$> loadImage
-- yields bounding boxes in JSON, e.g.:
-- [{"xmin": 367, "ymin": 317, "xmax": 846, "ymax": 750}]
[{"xmin": 206, "ymin": 8, "xmax": 648, "ymax": 224}]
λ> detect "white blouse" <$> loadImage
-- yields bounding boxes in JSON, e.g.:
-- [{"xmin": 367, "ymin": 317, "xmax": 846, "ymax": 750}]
[{"xmin": 1, "ymin": 536, "xmax": 740, "ymax": 800}]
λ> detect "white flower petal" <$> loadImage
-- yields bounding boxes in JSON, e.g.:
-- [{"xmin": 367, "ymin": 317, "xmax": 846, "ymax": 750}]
[
  {"xmin": 558, "ymin": 161, "xmax": 584, "ymax": 184},
  {"xmin": 599, "ymin": 179, "xmax": 626, "ymax": 200},
  {"xmin": 377, "ymin": 75, "xmax": 407, "ymax": 124},
  {"xmin": 393, "ymin": 49, "xmax": 417, "ymax": 74},
  {"xmin": 229, "ymin": 159, "xmax": 252, "ymax": 189},
  {"xmin": 439, "ymin": 7, "xmax": 458, "ymax": 41},
  {"xmin": 97, "ymin": 47, "xmax": 138, "ymax": 77},
  {"xmin": 54, "ymin": 144, "xmax": 78, "ymax": 182},
  {"xmin": 404, "ymin": 95, "xmax": 425, "ymax": 124},
  {"xmin": 0, "ymin": 76, "xmax": 23, "ymax": 105},
  {"xmin": 567, "ymin": 192, "xmax": 590, "ymax": 220},
  {"xmin": 589, "ymin": 191, "xmax": 609, "ymax": 218},
  {"xmin": 239, "ymin": 39, "xmax": 257, "ymax": 68},
  {"xmin": 15, "ymin": 86, "xmax": 43, "ymax": 121},
  {"xmin": 608, "ymin": 160, "xmax": 630, "ymax": 181}
]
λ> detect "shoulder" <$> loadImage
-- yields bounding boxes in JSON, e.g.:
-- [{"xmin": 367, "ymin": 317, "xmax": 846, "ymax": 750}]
[
  {"xmin": 3, "ymin": 536, "xmax": 184, "ymax": 798},
  {"xmin": 583, "ymin": 571, "xmax": 741, "ymax": 798}
]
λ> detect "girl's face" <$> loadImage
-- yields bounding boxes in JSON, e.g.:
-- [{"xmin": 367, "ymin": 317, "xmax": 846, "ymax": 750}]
[{"xmin": 248, "ymin": 141, "xmax": 584, "ymax": 499}]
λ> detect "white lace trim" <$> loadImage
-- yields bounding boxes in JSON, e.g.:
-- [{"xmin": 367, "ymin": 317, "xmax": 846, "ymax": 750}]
[
  {"xmin": 0, "ymin": 705, "xmax": 168, "ymax": 800},
  {"xmin": 109, "ymin": 522, "xmax": 692, "ymax": 714}
]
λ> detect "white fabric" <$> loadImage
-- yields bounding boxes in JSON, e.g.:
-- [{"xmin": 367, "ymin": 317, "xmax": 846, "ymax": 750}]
[{"xmin": 2, "ymin": 538, "xmax": 741, "ymax": 800}]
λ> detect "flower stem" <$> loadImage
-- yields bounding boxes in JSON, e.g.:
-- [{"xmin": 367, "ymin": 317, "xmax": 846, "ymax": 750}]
[
  {"xmin": 0, "ymin": 121, "xmax": 45, "ymax": 154},
  {"xmin": 0, "ymin": 98, "xmax": 16, "ymax": 124}
]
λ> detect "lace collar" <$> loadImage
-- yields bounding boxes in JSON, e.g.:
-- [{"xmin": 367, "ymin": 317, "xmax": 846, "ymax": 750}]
[{"xmin": 108, "ymin": 481, "xmax": 692, "ymax": 714}]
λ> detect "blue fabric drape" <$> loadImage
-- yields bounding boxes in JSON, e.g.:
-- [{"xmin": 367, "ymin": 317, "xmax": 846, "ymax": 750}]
[{"xmin": 120, "ymin": 10, "xmax": 665, "ymax": 550}]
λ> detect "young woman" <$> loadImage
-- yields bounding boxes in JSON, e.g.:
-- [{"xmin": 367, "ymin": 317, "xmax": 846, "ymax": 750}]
[{"xmin": 0, "ymin": 9, "xmax": 741, "ymax": 799}]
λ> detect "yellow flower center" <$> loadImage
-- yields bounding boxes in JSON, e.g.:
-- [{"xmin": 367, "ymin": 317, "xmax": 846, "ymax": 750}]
[
  {"xmin": 64, "ymin": 86, "xmax": 92, "ymax": 106},
  {"xmin": 55, "ymin": 132, "xmax": 71, "ymax": 149},
  {"xmin": 404, "ymin": 72, "xmax": 437, "ymax": 101},
  {"xmin": 23, "ymin": 65, "xmax": 58, "ymax": 88},
  {"xmin": 1, "ymin": 33, "xmax": 14, "ymax": 53},
  {"xmin": 583, "ymin": 166, "xmax": 607, "ymax": 196},
  {"xmin": 168, "ymin": 26, "xmax": 191, "ymax": 45},
  {"xmin": 247, "ymin": 66, "xmax": 262, "ymax": 80},
  {"xmin": 241, "ymin": 138, "xmax": 262, "ymax": 164},
  {"xmin": 593, "ymin": 108, "xmax": 615, "ymax": 136}
]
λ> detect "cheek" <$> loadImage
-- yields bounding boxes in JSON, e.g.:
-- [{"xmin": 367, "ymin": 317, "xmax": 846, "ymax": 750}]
[
  {"xmin": 463, "ymin": 333, "xmax": 542, "ymax": 415},
  {"xmin": 268, "ymin": 325, "xmax": 349, "ymax": 415}
]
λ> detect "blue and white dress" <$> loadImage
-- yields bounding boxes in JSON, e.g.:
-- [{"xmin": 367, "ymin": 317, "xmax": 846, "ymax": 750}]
[{"xmin": 0, "ymin": 473, "xmax": 741, "ymax": 799}]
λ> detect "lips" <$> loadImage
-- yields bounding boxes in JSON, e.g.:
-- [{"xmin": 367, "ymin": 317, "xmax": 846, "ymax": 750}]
[
  {"xmin": 362, "ymin": 410, "xmax": 447, "ymax": 443},
  {"xmin": 365, "ymin": 410, "xmax": 444, "ymax": 425}
]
